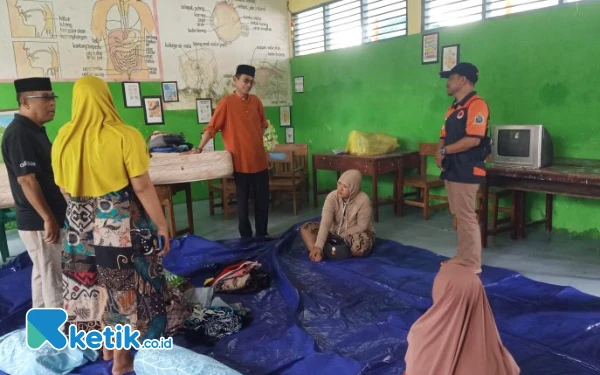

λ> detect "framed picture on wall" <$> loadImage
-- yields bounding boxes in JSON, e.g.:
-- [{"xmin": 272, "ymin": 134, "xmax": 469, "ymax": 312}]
[
  {"xmin": 422, "ymin": 33, "xmax": 439, "ymax": 64},
  {"xmin": 294, "ymin": 76, "xmax": 304, "ymax": 93},
  {"xmin": 122, "ymin": 81, "xmax": 141, "ymax": 108},
  {"xmin": 142, "ymin": 96, "xmax": 164, "ymax": 125},
  {"xmin": 161, "ymin": 81, "xmax": 179, "ymax": 102},
  {"xmin": 441, "ymin": 44, "xmax": 460, "ymax": 73},
  {"xmin": 285, "ymin": 127, "xmax": 295, "ymax": 143},
  {"xmin": 280, "ymin": 106, "xmax": 291, "ymax": 126},
  {"xmin": 196, "ymin": 98, "xmax": 212, "ymax": 123}
]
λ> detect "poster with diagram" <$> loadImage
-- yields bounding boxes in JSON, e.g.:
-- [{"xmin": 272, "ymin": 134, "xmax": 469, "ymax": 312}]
[
  {"xmin": 0, "ymin": 0, "xmax": 292, "ymax": 108},
  {"xmin": 0, "ymin": 0, "xmax": 161, "ymax": 81},
  {"xmin": 157, "ymin": 0, "xmax": 292, "ymax": 109}
]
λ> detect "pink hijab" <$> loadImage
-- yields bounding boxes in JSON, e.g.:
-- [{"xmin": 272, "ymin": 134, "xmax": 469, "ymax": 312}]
[{"xmin": 404, "ymin": 261, "xmax": 520, "ymax": 375}]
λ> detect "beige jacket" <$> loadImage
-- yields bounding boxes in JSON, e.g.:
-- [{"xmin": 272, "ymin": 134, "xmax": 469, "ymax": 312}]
[{"xmin": 315, "ymin": 170, "xmax": 375, "ymax": 249}]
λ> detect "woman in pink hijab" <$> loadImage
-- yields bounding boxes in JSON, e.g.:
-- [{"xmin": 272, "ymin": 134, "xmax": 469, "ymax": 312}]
[{"xmin": 403, "ymin": 259, "xmax": 520, "ymax": 375}]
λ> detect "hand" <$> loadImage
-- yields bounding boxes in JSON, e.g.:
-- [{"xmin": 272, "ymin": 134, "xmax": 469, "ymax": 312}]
[
  {"xmin": 435, "ymin": 152, "xmax": 445, "ymax": 169},
  {"xmin": 309, "ymin": 246, "xmax": 323, "ymax": 262},
  {"xmin": 156, "ymin": 228, "xmax": 170, "ymax": 257},
  {"xmin": 43, "ymin": 219, "xmax": 60, "ymax": 244}
]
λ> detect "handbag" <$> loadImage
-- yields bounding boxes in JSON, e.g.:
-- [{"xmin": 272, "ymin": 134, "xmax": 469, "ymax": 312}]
[{"xmin": 323, "ymin": 234, "xmax": 351, "ymax": 260}]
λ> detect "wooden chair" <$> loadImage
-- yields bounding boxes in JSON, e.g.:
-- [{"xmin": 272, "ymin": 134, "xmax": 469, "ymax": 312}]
[
  {"xmin": 476, "ymin": 187, "xmax": 516, "ymax": 235},
  {"xmin": 402, "ymin": 143, "xmax": 449, "ymax": 220},
  {"xmin": 274, "ymin": 143, "xmax": 309, "ymax": 201},
  {"xmin": 207, "ymin": 177, "xmax": 237, "ymax": 220},
  {"xmin": 268, "ymin": 151, "xmax": 305, "ymax": 215}
]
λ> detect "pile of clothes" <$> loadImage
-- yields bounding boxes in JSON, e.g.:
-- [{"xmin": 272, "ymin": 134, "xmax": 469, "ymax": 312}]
[
  {"xmin": 149, "ymin": 131, "xmax": 194, "ymax": 153},
  {"xmin": 163, "ymin": 260, "xmax": 271, "ymax": 344}
]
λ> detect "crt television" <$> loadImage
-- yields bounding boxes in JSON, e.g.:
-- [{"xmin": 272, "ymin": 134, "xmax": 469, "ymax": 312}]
[{"xmin": 490, "ymin": 125, "xmax": 554, "ymax": 169}]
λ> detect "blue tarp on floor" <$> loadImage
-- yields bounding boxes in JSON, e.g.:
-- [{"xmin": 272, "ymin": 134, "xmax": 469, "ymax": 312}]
[{"xmin": 1, "ymin": 223, "xmax": 600, "ymax": 374}]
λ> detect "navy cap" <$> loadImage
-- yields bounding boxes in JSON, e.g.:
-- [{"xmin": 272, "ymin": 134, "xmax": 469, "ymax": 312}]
[
  {"xmin": 14, "ymin": 77, "xmax": 52, "ymax": 93},
  {"xmin": 440, "ymin": 62, "xmax": 479, "ymax": 84},
  {"xmin": 235, "ymin": 64, "xmax": 255, "ymax": 78}
]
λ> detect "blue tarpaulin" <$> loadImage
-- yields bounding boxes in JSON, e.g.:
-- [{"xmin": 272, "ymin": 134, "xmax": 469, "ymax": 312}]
[{"xmin": 1, "ymin": 222, "xmax": 599, "ymax": 374}]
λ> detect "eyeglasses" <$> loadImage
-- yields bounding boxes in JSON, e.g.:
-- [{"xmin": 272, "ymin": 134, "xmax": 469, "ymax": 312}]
[{"xmin": 24, "ymin": 95, "xmax": 59, "ymax": 101}]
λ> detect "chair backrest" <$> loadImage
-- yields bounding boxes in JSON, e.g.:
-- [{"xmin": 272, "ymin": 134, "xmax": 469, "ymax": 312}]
[
  {"xmin": 275, "ymin": 143, "xmax": 308, "ymax": 175},
  {"xmin": 418, "ymin": 142, "xmax": 438, "ymax": 175},
  {"xmin": 268, "ymin": 150, "xmax": 297, "ymax": 176}
]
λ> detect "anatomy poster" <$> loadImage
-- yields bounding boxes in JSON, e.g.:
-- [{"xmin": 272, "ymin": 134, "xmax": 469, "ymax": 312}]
[
  {"xmin": 157, "ymin": 0, "xmax": 292, "ymax": 109},
  {"xmin": 0, "ymin": 0, "xmax": 292, "ymax": 107},
  {"xmin": 0, "ymin": 0, "xmax": 160, "ymax": 81}
]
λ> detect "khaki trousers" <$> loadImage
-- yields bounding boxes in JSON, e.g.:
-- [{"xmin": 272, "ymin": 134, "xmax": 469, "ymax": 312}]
[
  {"xmin": 18, "ymin": 230, "xmax": 64, "ymax": 309},
  {"xmin": 444, "ymin": 181, "xmax": 482, "ymax": 273}
]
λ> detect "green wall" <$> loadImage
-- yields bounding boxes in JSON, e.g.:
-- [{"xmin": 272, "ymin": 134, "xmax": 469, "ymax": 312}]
[
  {"xmin": 290, "ymin": 1, "xmax": 600, "ymax": 237},
  {"xmin": 0, "ymin": 81, "xmax": 286, "ymax": 204}
]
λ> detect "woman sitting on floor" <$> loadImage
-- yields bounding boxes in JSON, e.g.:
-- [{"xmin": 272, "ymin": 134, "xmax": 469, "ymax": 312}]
[
  {"xmin": 300, "ymin": 169, "xmax": 375, "ymax": 262},
  {"xmin": 403, "ymin": 256, "xmax": 521, "ymax": 375}
]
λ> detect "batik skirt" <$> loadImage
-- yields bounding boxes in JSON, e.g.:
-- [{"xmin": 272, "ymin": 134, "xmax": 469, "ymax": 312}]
[{"xmin": 62, "ymin": 187, "xmax": 167, "ymax": 342}]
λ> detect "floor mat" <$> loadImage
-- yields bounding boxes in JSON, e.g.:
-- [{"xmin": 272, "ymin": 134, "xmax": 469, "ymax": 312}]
[{"xmin": 1, "ymin": 223, "xmax": 599, "ymax": 375}]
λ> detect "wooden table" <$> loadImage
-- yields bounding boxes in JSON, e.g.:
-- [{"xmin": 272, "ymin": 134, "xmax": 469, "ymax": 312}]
[
  {"xmin": 154, "ymin": 182, "xmax": 195, "ymax": 238},
  {"xmin": 481, "ymin": 158, "xmax": 600, "ymax": 247},
  {"xmin": 312, "ymin": 151, "xmax": 420, "ymax": 221}
]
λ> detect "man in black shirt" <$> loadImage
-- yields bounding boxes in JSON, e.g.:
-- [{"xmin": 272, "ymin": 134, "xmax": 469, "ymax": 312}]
[{"xmin": 1, "ymin": 77, "xmax": 66, "ymax": 308}]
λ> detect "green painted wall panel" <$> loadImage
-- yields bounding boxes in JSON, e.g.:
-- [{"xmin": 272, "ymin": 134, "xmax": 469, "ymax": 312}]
[{"xmin": 290, "ymin": 2, "xmax": 600, "ymax": 237}]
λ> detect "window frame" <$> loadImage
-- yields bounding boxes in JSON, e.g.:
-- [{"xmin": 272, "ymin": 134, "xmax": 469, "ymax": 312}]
[
  {"xmin": 291, "ymin": 0, "xmax": 409, "ymax": 57},
  {"xmin": 421, "ymin": 0, "xmax": 593, "ymax": 33}
]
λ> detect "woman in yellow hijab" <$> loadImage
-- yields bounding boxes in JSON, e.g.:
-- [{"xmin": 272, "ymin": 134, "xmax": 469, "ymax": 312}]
[{"xmin": 52, "ymin": 76, "xmax": 170, "ymax": 375}]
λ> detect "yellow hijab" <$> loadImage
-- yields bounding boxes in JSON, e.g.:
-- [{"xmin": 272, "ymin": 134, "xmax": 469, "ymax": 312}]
[{"xmin": 52, "ymin": 76, "xmax": 150, "ymax": 197}]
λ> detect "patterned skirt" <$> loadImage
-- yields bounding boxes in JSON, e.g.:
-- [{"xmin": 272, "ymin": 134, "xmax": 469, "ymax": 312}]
[{"xmin": 62, "ymin": 187, "xmax": 167, "ymax": 342}]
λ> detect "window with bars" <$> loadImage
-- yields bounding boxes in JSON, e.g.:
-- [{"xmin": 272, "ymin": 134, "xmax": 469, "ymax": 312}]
[
  {"xmin": 423, "ymin": 0, "xmax": 483, "ymax": 31},
  {"xmin": 292, "ymin": 0, "xmax": 408, "ymax": 56},
  {"xmin": 423, "ymin": 0, "xmax": 591, "ymax": 31},
  {"xmin": 293, "ymin": 7, "xmax": 325, "ymax": 56},
  {"xmin": 485, "ymin": 0, "xmax": 559, "ymax": 18}
]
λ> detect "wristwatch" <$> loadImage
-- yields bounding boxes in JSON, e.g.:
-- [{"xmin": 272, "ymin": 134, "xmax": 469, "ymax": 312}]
[{"xmin": 439, "ymin": 147, "xmax": 447, "ymax": 156}]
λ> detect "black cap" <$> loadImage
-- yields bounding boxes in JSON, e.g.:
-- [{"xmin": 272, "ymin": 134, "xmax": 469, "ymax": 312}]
[
  {"xmin": 440, "ymin": 62, "xmax": 479, "ymax": 84},
  {"xmin": 14, "ymin": 77, "xmax": 52, "ymax": 93},
  {"xmin": 235, "ymin": 64, "xmax": 255, "ymax": 78}
]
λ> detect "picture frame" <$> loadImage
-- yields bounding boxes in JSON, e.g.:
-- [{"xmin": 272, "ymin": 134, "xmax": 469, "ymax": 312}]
[
  {"xmin": 196, "ymin": 98, "xmax": 212, "ymax": 124},
  {"xmin": 441, "ymin": 44, "xmax": 460, "ymax": 73},
  {"xmin": 161, "ymin": 81, "xmax": 179, "ymax": 102},
  {"xmin": 280, "ymin": 106, "xmax": 291, "ymax": 126},
  {"xmin": 422, "ymin": 32, "xmax": 439, "ymax": 64},
  {"xmin": 142, "ymin": 96, "xmax": 164, "ymax": 125},
  {"xmin": 122, "ymin": 81, "xmax": 142, "ymax": 108},
  {"xmin": 294, "ymin": 76, "xmax": 304, "ymax": 93},
  {"xmin": 285, "ymin": 127, "xmax": 295, "ymax": 144}
]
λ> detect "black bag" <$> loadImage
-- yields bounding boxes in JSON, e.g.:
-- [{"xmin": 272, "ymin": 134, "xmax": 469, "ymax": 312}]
[
  {"xmin": 323, "ymin": 234, "xmax": 351, "ymax": 260},
  {"xmin": 131, "ymin": 229, "xmax": 158, "ymax": 256}
]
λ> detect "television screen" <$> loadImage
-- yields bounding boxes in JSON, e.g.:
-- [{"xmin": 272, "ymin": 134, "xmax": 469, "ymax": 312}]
[{"xmin": 497, "ymin": 129, "xmax": 530, "ymax": 157}]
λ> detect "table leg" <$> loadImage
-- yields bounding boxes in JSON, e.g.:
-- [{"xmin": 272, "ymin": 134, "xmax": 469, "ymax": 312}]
[
  {"xmin": 312, "ymin": 165, "xmax": 318, "ymax": 208},
  {"xmin": 398, "ymin": 164, "xmax": 405, "ymax": 217},
  {"xmin": 545, "ymin": 194, "xmax": 553, "ymax": 232},
  {"xmin": 393, "ymin": 170, "xmax": 399, "ymax": 214},
  {"xmin": 518, "ymin": 192, "xmax": 526, "ymax": 239},
  {"xmin": 185, "ymin": 183, "xmax": 194, "ymax": 235},
  {"xmin": 510, "ymin": 190, "xmax": 518, "ymax": 240},
  {"xmin": 372, "ymin": 175, "xmax": 379, "ymax": 222},
  {"xmin": 481, "ymin": 181, "xmax": 489, "ymax": 248}
]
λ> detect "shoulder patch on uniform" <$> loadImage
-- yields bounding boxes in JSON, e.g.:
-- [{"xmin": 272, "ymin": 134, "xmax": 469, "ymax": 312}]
[{"xmin": 475, "ymin": 114, "xmax": 485, "ymax": 124}]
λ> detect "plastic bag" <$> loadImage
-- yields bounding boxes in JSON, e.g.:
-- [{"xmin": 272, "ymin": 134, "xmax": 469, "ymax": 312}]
[{"xmin": 345, "ymin": 130, "xmax": 399, "ymax": 156}]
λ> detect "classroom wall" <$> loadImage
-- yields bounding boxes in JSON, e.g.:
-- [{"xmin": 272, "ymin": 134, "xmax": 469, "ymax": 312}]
[
  {"xmin": 290, "ymin": 1, "xmax": 600, "ymax": 237},
  {"xmin": 0, "ymin": 81, "xmax": 285, "ymax": 204}
]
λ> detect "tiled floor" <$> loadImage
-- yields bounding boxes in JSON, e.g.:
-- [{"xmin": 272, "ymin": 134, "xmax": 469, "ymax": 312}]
[{"xmin": 3, "ymin": 199, "xmax": 599, "ymax": 297}]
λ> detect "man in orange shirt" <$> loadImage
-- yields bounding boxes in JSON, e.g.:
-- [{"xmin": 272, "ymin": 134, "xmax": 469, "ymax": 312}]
[
  {"xmin": 435, "ymin": 62, "xmax": 491, "ymax": 274},
  {"xmin": 194, "ymin": 64, "xmax": 270, "ymax": 238}
]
